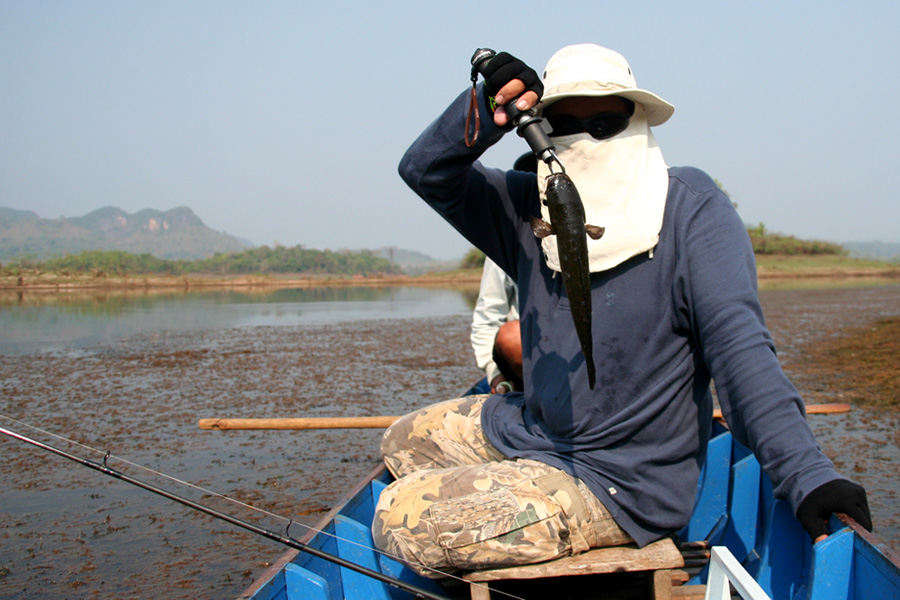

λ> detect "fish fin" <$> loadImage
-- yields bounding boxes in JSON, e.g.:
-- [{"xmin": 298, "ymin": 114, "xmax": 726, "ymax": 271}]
[
  {"xmin": 531, "ymin": 216, "xmax": 555, "ymax": 239},
  {"xmin": 585, "ymin": 224, "xmax": 605, "ymax": 240}
]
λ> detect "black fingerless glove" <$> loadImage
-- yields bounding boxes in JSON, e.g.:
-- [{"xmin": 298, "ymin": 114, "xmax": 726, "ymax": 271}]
[
  {"xmin": 482, "ymin": 52, "xmax": 543, "ymax": 104},
  {"xmin": 797, "ymin": 479, "xmax": 872, "ymax": 540}
]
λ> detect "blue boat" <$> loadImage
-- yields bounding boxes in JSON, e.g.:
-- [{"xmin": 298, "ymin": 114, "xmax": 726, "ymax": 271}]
[{"xmin": 241, "ymin": 419, "xmax": 900, "ymax": 600}]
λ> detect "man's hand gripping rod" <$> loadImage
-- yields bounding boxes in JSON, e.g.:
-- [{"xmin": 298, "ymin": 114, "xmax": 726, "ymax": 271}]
[{"xmin": 470, "ymin": 48, "xmax": 565, "ymax": 173}]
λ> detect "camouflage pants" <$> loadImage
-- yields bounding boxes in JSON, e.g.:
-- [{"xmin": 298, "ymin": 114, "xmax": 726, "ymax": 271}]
[{"xmin": 373, "ymin": 395, "xmax": 632, "ymax": 577}]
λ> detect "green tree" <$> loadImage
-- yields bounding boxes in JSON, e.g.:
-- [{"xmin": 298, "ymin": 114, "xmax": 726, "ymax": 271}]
[
  {"xmin": 460, "ymin": 248, "xmax": 485, "ymax": 269},
  {"xmin": 34, "ymin": 245, "xmax": 404, "ymax": 276}
]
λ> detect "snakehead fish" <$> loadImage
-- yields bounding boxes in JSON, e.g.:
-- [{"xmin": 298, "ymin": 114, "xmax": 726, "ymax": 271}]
[{"xmin": 531, "ymin": 173, "xmax": 604, "ymax": 390}]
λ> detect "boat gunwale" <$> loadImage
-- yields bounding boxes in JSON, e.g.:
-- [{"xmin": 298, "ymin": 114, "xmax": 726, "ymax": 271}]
[
  {"xmin": 238, "ymin": 462, "xmax": 387, "ymax": 599},
  {"xmin": 838, "ymin": 512, "xmax": 900, "ymax": 567}
]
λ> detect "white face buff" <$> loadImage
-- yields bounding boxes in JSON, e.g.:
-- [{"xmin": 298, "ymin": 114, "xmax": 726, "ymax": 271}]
[{"xmin": 536, "ymin": 103, "xmax": 669, "ymax": 273}]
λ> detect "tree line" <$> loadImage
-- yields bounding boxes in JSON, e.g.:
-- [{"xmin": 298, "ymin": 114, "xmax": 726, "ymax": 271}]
[
  {"xmin": 1, "ymin": 224, "xmax": 846, "ymax": 278},
  {"xmin": 3, "ymin": 245, "xmax": 403, "ymax": 277}
]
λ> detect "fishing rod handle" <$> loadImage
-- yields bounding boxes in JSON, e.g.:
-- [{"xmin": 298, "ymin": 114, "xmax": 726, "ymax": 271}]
[{"xmin": 470, "ymin": 47, "xmax": 559, "ymax": 167}]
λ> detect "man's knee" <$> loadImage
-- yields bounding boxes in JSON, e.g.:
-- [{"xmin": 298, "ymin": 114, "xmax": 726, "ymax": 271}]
[
  {"xmin": 380, "ymin": 411, "xmax": 417, "ymax": 478},
  {"xmin": 380, "ymin": 396, "xmax": 499, "ymax": 478},
  {"xmin": 373, "ymin": 471, "xmax": 449, "ymax": 577},
  {"xmin": 494, "ymin": 321, "xmax": 522, "ymax": 366},
  {"xmin": 493, "ymin": 320, "xmax": 523, "ymax": 387}
]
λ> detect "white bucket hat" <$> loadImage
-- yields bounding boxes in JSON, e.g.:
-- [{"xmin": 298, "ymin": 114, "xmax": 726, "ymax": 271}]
[{"xmin": 536, "ymin": 44, "xmax": 674, "ymax": 127}]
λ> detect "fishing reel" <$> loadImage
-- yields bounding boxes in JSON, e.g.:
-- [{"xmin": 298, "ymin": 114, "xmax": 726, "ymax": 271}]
[{"xmin": 470, "ymin": 48, "xmax": 564, "ymax": 172}]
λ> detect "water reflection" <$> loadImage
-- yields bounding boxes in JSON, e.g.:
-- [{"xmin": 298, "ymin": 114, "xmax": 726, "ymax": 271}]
[{"xmin": 0, "ymin": 286, "xmax": 479, "ymax": 355}]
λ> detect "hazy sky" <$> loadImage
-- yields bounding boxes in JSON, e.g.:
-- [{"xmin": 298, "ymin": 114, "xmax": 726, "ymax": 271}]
[{"xmin": 2, "ymin": 2, "xmax": 898, "ymax": 260}]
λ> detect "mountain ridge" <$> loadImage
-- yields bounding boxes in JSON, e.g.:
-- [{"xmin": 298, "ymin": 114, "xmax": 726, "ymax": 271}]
[{"xmin": 0, "ymin": 206, "xmax": 248, "ymax": 261}]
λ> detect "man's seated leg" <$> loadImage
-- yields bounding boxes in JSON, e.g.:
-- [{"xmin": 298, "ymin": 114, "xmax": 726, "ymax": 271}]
[
  {"xmin": 381, "ymin": 395, "xmax": 505, "ymax": 479},
  {"xmin": 372, "ymin": 459, "xmax": 633, "ymax": 578}
]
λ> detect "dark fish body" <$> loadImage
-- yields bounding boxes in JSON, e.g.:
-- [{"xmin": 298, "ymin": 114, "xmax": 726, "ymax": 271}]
[{"xmin": 532, "ymin": 173, "xmax": 600, "ymax": 389}]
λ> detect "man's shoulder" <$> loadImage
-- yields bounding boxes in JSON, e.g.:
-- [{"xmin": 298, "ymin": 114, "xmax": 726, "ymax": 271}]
[
  {"xmin": 664, "ymin": 166, "xmax": 734, "ymax": 226},
  {"xmin": 667, "ymin": 166, "xmax": 719, "ymax": 194}
]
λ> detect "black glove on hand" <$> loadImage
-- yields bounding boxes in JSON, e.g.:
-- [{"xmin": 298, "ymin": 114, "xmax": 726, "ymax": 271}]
[
  {"xmin": 797, "ymin": 479, "xmax": 872, "ymax": 540},
  {"xmin": 482, "ymin": 52, "xmax": 543, "ymax": 104}
]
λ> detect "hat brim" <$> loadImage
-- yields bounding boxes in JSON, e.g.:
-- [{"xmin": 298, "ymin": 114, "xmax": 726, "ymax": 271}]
[{"xmin": 537, "ymin": 84, "xmax": 674, "ymax": 127}]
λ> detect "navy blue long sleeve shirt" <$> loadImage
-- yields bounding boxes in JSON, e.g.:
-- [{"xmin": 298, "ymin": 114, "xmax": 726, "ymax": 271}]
[{"xmin": 398, "ymin": 87, "xmax": 841, "ymax": 546}]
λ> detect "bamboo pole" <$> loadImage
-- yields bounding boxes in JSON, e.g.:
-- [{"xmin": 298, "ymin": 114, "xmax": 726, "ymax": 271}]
[
  {"xmin": 198, "ymin": 416, "xmax": 400, "ymax": 431},
  {"xmin": 198, "ymin": 403, "xmax": 851, "ymax": 431},
  {"xmin": 714, "ymin": 402, "xmax": 851, "ymax": 421}
]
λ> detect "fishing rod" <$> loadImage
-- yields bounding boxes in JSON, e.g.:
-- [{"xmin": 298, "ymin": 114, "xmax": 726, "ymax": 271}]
[
  {"xmin": 0, "ymin": 425, "xmax": 452, "ymax": 600},
  {"xmin": 469, "ymin": 47, "xmax": 564, "ymax": 172}
]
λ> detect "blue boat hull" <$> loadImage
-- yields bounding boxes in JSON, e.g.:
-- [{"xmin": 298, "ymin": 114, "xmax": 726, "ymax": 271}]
[{"xmin": 242, "ymin": 423, "xmax": 900, "ymax": 600}]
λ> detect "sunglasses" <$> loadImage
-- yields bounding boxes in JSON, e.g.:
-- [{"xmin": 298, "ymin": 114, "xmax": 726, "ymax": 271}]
[{"xmin": 545, "ymin": 105, "xmax": 635, "ymax": 140}]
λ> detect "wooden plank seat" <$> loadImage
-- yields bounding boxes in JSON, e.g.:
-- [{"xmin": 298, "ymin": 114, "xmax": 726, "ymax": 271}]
[{"xmin": 462, "ymin": 537, "xmax": 688, "ymax": 600}]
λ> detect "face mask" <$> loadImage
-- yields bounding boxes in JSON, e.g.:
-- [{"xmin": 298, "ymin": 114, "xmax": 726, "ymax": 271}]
[{"xmin": 535, "ymin": 103, "xmax": 669, "ymax": 273}]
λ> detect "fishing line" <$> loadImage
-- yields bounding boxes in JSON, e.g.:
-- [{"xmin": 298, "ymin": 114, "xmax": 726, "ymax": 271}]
[
  {"xmin": 0, "ymin": 415, "xmax": 526, "ymax": 600},
  {"xmin": 0, "ymin": 414, "xmax": 410, "ymax": 571},
  {"xmin": 0, "ymin": 413, "xmax": 293, "ymax": 524}
]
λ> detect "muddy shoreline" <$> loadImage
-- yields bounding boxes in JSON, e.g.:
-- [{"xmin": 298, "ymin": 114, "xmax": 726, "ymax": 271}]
[
  {"xmin": 2, "ymin": 261, "xmax": 899, "ymax": 292},
  {"xmin": 0, "ymin": 271, "xmax": 483, "ymax": 292}
]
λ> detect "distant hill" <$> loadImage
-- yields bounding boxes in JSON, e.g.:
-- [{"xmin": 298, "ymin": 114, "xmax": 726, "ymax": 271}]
[
  {"xmin": 0, "ymin": 206, "xmax": 249, "ymax": 261},
  {"xmin": 844, "ymin": 241, "xmax": 900, "ymax": 263},
  {"xmin": 369, "ymin": 246, "xmax": 459, "ymax": 275}
]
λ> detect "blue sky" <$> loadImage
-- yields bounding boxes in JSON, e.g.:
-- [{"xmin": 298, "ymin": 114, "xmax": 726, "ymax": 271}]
[{"xmin": 2, "ymin": 1, "xmax": 898, "ymax": 260}]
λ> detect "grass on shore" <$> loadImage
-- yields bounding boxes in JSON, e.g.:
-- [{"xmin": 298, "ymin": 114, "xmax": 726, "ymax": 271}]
[{"xmin": 755, "ymin": 254, "xmax": 899, "ymax": 276}]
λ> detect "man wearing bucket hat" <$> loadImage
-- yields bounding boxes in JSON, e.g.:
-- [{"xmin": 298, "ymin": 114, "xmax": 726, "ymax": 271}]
[{"xmin": 373, "ymin": 44, "xmax": 871, "ymax": 576}]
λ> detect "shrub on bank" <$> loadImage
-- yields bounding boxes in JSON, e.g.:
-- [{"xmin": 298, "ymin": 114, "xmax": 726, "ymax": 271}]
[{"xmin": 747, "ymin": 223, "xmax": 846, "ymax": 256}]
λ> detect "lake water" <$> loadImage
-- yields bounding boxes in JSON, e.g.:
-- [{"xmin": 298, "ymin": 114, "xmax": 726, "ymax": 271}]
[
  {"xmin": 0, "ymin": 282, "xmax": 898, "ymax": 599},
  {"xmin": 0, "ymin": 286, "xmax": 479, "ymax": 355}
]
